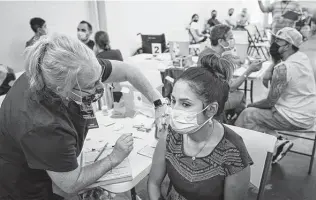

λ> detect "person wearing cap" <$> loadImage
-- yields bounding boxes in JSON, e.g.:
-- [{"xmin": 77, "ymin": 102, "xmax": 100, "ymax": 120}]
[
  {"xmin": 258, "ymin": 0, "xmax": 302, "ymax": 33},
  {"xmin": 235, "ymin": 27, "xmax": 316, "ymax": 164}
]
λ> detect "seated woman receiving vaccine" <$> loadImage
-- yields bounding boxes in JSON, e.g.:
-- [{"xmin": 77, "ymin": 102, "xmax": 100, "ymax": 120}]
[{"xmin": 148, "ymin": 66, "xmax": 253, "ymax": 200}]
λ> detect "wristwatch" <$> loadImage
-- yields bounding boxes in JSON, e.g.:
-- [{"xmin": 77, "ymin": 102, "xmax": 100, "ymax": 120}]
[{"xmin": 154, "ymin": 98, "xmax": 167, "ymax": 109}]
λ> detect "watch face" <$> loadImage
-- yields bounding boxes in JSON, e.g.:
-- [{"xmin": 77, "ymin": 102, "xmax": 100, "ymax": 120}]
[{"xmin": 154, "ymin": 99, "xmax": 162, "ymax": 107}]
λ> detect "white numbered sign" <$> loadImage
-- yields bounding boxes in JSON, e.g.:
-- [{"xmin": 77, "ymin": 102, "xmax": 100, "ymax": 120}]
[{"xmin": 151, "ymin": 43, "xmax": 162, "ymax": 55}]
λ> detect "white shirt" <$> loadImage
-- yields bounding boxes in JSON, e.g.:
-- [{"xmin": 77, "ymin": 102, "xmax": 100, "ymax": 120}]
[
  {"xmin": 225, "ymin": 15, "xmax": 236, "ymax": 28},
  {"xmin": 275, "ymin": 52, "xmax": 316, "ymax": 129},
  {"xmin": 190, "ymin": 22, "xmax": 200, "ymax": 30},
  {"xmin": 189, "ymin": 22, "xmax": 204, "ymax": 42}
]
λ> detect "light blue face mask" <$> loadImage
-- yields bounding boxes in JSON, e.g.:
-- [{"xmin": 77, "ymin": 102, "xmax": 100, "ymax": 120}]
[
  {"xmin": 69, "ymin": 76, "xmax": 104, "ymax": 105},
  {"xmin": 170, "ymin": 105, "xmax": 213, "ymax": 134},
  {"xmin": 220, "ymin": 38, "xmax": 235, "ymax": 51}
]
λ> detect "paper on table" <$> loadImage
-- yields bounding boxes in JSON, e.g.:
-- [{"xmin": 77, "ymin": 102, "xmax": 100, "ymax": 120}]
[
  {"xmin": 83, "ymin": 148, "xmax": 132, "ymax": 184},
  {"xmin": 234, "ymin": 66, "xmax": 263, "ymax": 78},
  {"xmin": 132, "ymin": 114, "xmax": 155, "ymax": 130},
  {"xmin": 98, "ymin": 118, "xmax": 116, "ymax": 127},
  {"xmin": 137, "ymin": 145, "xmax": 155, "ymax": 158}
]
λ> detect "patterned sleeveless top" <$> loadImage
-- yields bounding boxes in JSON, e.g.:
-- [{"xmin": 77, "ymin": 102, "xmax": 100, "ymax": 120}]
[{"xmin": 165, "ymin": 125, "xmax": 253, "ymax": 200}]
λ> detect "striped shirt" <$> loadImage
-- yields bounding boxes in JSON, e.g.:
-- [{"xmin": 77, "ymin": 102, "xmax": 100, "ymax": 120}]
[{"xmin": 265, "ymin": 1, "xmax": 301, "ymax": 33}]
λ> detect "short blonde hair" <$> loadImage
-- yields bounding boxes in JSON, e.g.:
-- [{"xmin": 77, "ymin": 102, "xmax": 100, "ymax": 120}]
[{"xmin": 24, "ymin": 33, "xmax": 101, "ymax": 95}]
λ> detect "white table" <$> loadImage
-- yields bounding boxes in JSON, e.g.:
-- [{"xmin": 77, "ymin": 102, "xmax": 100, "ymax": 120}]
[
  {"xmin": 86, "ymin": 111, "xmax": 276, "ymax": 200},
  {"xmin": 83, "ymin": 111, "xmax": 157, "ymax": 200},
  {"xmin": 233, "ymin": 61, "xmax": 271, "ymax": 103}
]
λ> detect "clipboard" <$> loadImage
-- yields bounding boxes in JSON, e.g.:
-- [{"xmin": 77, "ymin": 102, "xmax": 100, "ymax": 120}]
[{"xmin": 282, "ymin": 10, "xmax": 300, "ymax": 21}]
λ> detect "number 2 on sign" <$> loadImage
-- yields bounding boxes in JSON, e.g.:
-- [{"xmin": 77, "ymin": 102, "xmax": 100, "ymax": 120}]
[{"xmin": 152, "ymin": 43, "xmax": 162, "ymax": 55}]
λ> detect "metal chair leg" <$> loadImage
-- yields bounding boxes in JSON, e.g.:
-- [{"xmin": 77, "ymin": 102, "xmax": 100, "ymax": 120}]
[
  {"xmin": 250, "ymin": 80, "xmax": 254, "ymax": 103},
  {"xmin": 131, "ymin": 187, "xmax": 137, "ymax": 200},
  {"xmin": 244, "ymin": 80, "xmax": 248, "ymax": 102},
  {"xmin": 308, "ymin": 134, "xmax": 316, "ymax": 174}
]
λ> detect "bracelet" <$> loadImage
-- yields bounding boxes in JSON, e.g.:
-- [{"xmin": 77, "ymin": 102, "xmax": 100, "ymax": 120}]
[{"xmin": 108, "ymin": 154, "xmax": 113, "ymax": 173}]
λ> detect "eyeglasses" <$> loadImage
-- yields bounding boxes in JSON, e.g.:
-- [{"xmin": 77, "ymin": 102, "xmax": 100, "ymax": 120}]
[{"xmin": 73, "ymin": 87, "xmax": 104, "ymax": 104}]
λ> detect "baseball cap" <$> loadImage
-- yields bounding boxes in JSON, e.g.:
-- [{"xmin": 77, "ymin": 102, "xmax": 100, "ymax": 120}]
[{"xmin": 270, "ymin": 27, "xmax": 303, "ymax": 48}]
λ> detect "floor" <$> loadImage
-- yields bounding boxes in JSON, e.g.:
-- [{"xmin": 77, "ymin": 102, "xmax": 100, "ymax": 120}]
[{"xmin": 114, "ymin": 35, "xmax": 316, "ymax": 200}]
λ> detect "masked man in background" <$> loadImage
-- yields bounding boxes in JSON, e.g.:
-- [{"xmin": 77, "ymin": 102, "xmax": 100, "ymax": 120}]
[{"xmin": 77, "ymin": 20, "xmax": 95, "ymax": 50}]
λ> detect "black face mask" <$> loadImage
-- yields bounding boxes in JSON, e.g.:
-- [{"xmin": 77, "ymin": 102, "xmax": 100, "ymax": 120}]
[
  {"xmin": 269, "ymin": 42, "xmax": 283, "ymax": 63},
  {"xmin": 212, "ymin": 15, "xmax": 217, "ymax": 19},
  {"xmin": 193, "ymin": 19, "xmax": 198, "ymax": 22},
  {"xmin": 229, "ymin": 13, "xmax": 233, "ymax": 16}
]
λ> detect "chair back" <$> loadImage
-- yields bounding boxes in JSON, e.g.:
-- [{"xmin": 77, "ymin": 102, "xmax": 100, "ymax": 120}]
[
  {"xmin": 232, "ymin": 30, "xmax": 249, "ymax": 61},
  {"xmin": 245, "ymin": 24, "xmax": 259, "ymax": 41},
  {"xmin": 225, "ymin": 125, "xmax": 277, "ymax": 196}
]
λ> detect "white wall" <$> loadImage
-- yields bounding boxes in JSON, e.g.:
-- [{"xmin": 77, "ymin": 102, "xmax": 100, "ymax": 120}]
[
  {"xmin": 0, "ymin": 1, "xmax": 95, "ymax": 72},
  {"xmin": 105, "ymin": 0, "xmax": 265, "ymax": 58}
]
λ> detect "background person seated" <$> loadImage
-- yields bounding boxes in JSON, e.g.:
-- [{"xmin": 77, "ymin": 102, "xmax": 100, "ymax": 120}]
[
  {"xmin": 225, "ymin": 8, "xmax": 237, "ymax": 29},
  {"xmin": 198, "ymin": 24, "xmax": 245, "ymax": 67},
  {"xmin": 26, "ymin": 17, "xmax": 47, "ymax": 47},
  {"xmin": 94, "ymin": 31, "xmax": 123, "ymax": 61},
  {"xmin": 207, "ymin": 10, "xmax": 221, "ymax": 28},
  {"xmin": 236, "ymin": 8, "xmax": 250, "ymax": 29},
  {"xmin": 188, "ymin": 14, "xmax": 208, "ymax": 44},
  {"xmin": 148, "ymin": 67, "xmax": 252, "ymax": 200},
  {"xmin": 77, "ymin": 20, "xmax": 95, "ymax": 50},
  {"xmin": 235, "ymin": 27, "xmax": 316, "ymax": 164},
  {"xmin": 200, "ymin": 53, "xmax": 262, "ymax": 123},
  {"xmin": 296, "ymin": 8, "xmax": 312, "ymax": 40}
]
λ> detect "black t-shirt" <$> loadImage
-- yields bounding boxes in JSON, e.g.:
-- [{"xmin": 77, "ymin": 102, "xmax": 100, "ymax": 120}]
[
  {"xmin": 207, "ymin": 18, "xmax": 221, "ymax": 27},
  {"xmin": 0, "ymin": 59, "xmax": 112, "ymax": 200},
  {"xmin": 86, "ymin": 40, "xmax": 95, "ymax": 50},
  {"xmin": 96, "ymin": 49, "xmax": 123, "ymax": 61}
]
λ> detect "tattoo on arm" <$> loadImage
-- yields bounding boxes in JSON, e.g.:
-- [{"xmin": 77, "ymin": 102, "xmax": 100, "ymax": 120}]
[{"xmin": 267, "ymin": 64, "xmax": 288, "ymax": 106}]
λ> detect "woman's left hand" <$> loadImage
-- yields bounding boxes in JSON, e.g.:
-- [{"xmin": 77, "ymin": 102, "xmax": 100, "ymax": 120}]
[{"xmin": 155, "ymin": 104, "xmax": 169, "ymax": 132}]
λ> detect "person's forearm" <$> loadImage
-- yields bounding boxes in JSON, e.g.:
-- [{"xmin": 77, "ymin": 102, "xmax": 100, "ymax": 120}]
[
  {"xmin": 262, "ymin": 63, "xmax": 275, "ymax": 88},
  {"xmin": 148, "ymin": 182, "xmax": 162, "ymax": 200},
  {"xmin": 258, "ymin": 0, "xmax": 268, "ymax": 13},
  {"xmin": 250, "ymin": 99, "xmax": 273, "ymax": 109},
  {"xmin": 194, "ymin": 29, "xmax": 203, "ymax": 37},
  {"xmin": 70, "ymin": 154, "xmax": 121, "ymax": 194},
  {"xmin": 126, "ymin": 67, "xmax": 162, "ymax": 103},
  {"xmin": 230, "ymin": 69, "xmax": 252, "ymax": 91}
]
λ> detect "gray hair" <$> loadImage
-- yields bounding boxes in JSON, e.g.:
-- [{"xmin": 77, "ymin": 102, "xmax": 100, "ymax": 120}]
[{"xmin": 24, "ymin": 33, "xmax": 101, "ymax": 95}]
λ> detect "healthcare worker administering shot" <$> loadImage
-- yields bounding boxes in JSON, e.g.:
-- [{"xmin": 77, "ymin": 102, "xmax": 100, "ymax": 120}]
[{"xmin": 0, "ymin": 34, "xmax": 167, "ymax": 200}]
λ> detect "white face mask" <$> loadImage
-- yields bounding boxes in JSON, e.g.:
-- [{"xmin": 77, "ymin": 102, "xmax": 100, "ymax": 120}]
[
  {"xmin": 220, "ymin": 38, "xmax": 235, "ymax": 51},
  {"xmin": 77, "ymin": 31, "xmax": 88, "ymax": 41},
  {"xmin": 170, "ymin": 105, "xmax": 213, "ymax": 134}
]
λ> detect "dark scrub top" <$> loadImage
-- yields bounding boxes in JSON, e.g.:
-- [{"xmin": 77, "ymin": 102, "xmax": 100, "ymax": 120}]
[
  {"xmin": 96, "ymin": 49, "xmax": 123, "ymax": 61},
  {"xmin": 165, "ymin": 125, "xmax": 253, "ymax": 200},
  {"xmin": 86, "ymin": 40, "xmax": 95, "ymax": 50},
  {"xmin": 25, "ymin": 36, "xmax": 40, "ymax": 48},
  {"xmin": 0, "ymin": 59, "xmax": 112, "ymax": 200}
]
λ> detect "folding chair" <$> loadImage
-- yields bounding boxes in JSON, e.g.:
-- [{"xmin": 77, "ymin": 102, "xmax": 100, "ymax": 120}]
[
  {"xmin": 133, "ymin": 33, "xmax": 169, "ymax": 55},
  {"xmin": 226, "ymin": 125, "xmax": 277, "ymax": 200},
  {"xmin": 245, "ymin": 24, "xmax": 270, "ymax": 60},
  {"xmin": 254, "ymin": 24, "xmax": 269, "ymax": 43},
  {"xmin": 276, "ymin": 123, "xmax": 316, "ymax": 175}
]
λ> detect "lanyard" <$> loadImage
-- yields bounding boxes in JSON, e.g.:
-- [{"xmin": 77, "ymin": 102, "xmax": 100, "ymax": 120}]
[{"xmin": 281, "ymin": 1, "xmax": 290, "ymax": 15}]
